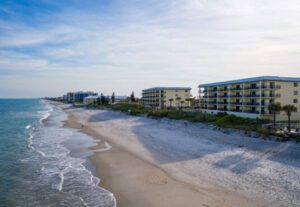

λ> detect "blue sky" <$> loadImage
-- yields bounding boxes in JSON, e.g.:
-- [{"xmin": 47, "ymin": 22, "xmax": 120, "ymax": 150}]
[{"xmin": 0, "ymin": 0, "xmax": 300, "ymax": 98}]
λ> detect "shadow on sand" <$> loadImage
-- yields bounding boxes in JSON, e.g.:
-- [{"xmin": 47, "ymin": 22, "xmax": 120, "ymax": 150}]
[{"xmin": 86, "ymin": 109, "xmax": 300, "ymax": 174}]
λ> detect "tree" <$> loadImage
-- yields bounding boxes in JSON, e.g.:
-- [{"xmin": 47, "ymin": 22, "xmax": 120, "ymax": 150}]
[
  {"xmin": 130, "ymin": 91, "xmax": 135, "ymax": 102},
  {"xmin": 185, "ymin": 98, "xmax": 194, "ymax": 108},
  {"xmin": 180, "ymin": 100, "xmax": 185, "ymax": 108},
  {"xmin": 175, "ymin": 97, "xmax": 181, "ymax": 108},
  {"xmin": 111, "ymin": 92, "xmax": 115, "ymax": 104},
  {"xmin": 268, "ymin": 103, "xmax": 282, "ymax": 128},
  {"xmin": 97, "ymin": 97, "xmax": 101, "ymax": 105},
  {"xmin": 100, "ymin": 93, "xmax": 105, "ymax": 105},
  {"xmin": 282, "ymin": 105, "xmax": 297, "ymax": 132},
  {"xmin": 169, "ymin": 98, "xmax": 174, "ymax": 107}
]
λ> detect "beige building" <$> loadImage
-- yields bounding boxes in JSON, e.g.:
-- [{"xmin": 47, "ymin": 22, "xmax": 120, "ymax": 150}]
[
  {"xmin": 142, "ymin": 87, "xmax": 192, "ymax": 108},
  {"xmin": 83, "ymin": 95, "xmax": 98, "ymax": 105},
  {"xmin": 199, "ymin": 76, "xmax": 300, "ymax": 121}
]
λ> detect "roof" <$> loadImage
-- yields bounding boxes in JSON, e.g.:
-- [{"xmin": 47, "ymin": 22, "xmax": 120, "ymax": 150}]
[
  {"xmin": 83, "ymin": 95, "xmax": 99, "ymax": 99},
  {"xmin": 198, "ymin": 76, "xmax": 300, "ymax": 88},
  {"xmin": 143, "ymin": 87, "xmax": 191, "ymax": 92}
]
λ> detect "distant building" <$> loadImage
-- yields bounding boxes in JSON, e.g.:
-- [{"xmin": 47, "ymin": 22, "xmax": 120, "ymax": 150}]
[
  {"xmin": 199, "ymin": 76, "xmax": 300, "ymax": 121},
  {"xmin": 142, "ymin": 87, "xmax": 192, "ymax": 108},
  {"xmin": 113, "ymin": 96, "xmax": 129, "ymax": 104},
  {"xmin": 66, "ymin": 92, "xmax": 75, "ymax": 103},
  {"xmin": 62, "ymin": 95, "xmax": 67, "ymax": 102},
  {"xmin": 74, "ymin": 91, "xmax": 98, "ymax": 102},
  {"xmin": 83, "ymin": 95, "xmax": 99, "ymax": 105}
]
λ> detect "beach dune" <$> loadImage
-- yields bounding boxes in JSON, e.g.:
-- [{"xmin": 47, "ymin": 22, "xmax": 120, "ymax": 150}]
[{"xmin": 62, "ymin": 105, "xmax": 300, "ymax": 207}]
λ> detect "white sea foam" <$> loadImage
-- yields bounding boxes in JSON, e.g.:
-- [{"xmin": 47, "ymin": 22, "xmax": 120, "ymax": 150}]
[
  {"xmin": 28, "ymin": 101, "xmax": 116, "ymax": 207},
  {"xmin": 25, "ymin": 125, "xmax": 31, "ymax": 129},
  {"xmin": 57, "ymin": 171, "xmax": 64, "ymax": 191},
  {"xmin": 94, "ymin": 141, "xmax": 112, "ymax": 152},
  {"xmin": 38, "ymin": 106, "xmax": 53, "ymax": 124}
]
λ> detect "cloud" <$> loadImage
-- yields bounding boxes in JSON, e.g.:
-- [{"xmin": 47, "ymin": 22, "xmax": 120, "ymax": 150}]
[{"xmin": 0, "ymin": 0, "xmax": 300, "ymax": 97}]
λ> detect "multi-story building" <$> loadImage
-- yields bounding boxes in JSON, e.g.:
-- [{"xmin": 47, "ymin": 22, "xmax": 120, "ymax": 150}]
[
  {"xmin": 142, "ymin": 87, "xmax": 192, "ymax": 108},
  {"xmin": 74, "ymin": 91, "xmax": 98, "ymax": 102},
  {"xmin": 66, "ymin": 92, "xmax": 74, "ymax": 103},
  {"xmin": 199, "ymin": 76, "xmax": 300, "ymax": 121}
]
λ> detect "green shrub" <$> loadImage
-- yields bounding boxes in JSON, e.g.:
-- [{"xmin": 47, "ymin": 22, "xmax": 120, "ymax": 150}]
[{"xmin": 214, "ymin": 114, "xmax": 254, "ymax": 127}]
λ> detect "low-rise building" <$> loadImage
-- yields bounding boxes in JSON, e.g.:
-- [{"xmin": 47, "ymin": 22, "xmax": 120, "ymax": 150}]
[
  {"xmin": 142, "ymin": 87, "xmax": 192, "ymax": 108},
  {"xmin": 199, "ymin": 76, "xmax": 300, "ymax": 121},
  {"xmin": 83, "ymin": 95, "xmax": 99, "ymax": 105},
  {"xmin": 74, "ymin": 91, "xmax": 98, "ymax": 102}
]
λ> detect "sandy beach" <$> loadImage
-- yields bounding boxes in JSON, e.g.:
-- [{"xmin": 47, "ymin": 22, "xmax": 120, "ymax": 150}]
[{"xmin": 60, "ymin": 103, "xmax": 300, "ymax": 207}]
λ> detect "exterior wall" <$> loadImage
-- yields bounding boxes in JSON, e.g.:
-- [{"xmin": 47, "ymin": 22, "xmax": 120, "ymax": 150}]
[
  {"xmin": 66, "ymin": 92, "xmax": 74, "ymax": 102},
  {"xmin": 74, "ymin": 92, "xmax": 98, "ymax": 102},
  {"xmin": 83, "ymin": 97, "xmax": 97, "ymax": 105},
  {"xmin": 164, "ymin": 90, "xmax": 192, "ymax": 108},
  {"xmin": 200, "ymin": 80, "xmax": 300, "ymax": 121},
  {"xmin": 274, "ymin": 82, "xmax": 300, "ymax": 121},
  {"xmin": 142, "ymin": 88, "xmax": 192, "ymax": 108}
]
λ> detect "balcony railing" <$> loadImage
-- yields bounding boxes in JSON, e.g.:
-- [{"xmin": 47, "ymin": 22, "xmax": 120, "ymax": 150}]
[
  {"xmin": 244, "ymin": 102, "xmax": 260, "ymax": 106},
  {"xmin": 230, "ymin": 95, "xmax": 243, "ymax": 98},
  {"xmin": 229, "ymin": 87, "xmax": 243, "ymax": 91},
  {"xmin": 229, "ymin": 102, "xmax": 243, "ymax": 105},
  {"xmin": 244, "ymin": 110, "xmax": 260, "ymax": 114}
]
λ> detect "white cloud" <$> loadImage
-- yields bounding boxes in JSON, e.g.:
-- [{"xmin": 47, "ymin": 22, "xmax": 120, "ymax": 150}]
[{"xmin": 0, "ymin": 0, "xmax": 300, "ymax": 97}]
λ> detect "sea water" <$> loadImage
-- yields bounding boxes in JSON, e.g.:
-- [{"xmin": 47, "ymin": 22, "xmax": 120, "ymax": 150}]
[{"xmin": 0, "ymin": 99, "xmax": 116, "ymax": 207}]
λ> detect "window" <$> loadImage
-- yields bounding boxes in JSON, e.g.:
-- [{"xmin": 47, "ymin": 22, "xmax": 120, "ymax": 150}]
[
  {"xmin": 294, "ymin": 91, "xmax": 298, "ymax": 95},
  {"xmin": 293, "ymin": 99, "xmax": 298, "ymax": 103},
  {"xmin": 294, "ymin": 83, "xmax": 298, "ymax": 87}
]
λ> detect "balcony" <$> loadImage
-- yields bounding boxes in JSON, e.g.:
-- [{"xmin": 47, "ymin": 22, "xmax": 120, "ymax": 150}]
[
  {"xmin": 244, "ymin": 86, "xmax": 260, "ymax": 90},
  {"xmin": 229, "ymin": 102, "xmax": 243, "ymax": 105},
  {"xmin": 229, "ymin": 87, "xmax": 243, "ymax": 91},
  {"xmin": 244, "ymin": 102, "xmax": 260, "ymax": 106},
  {"xmin": 262, "ymin": 85, "xmax": 281, "ymax": 90},
  {"xmin": 244, "ymin": 94, "xmax": 260, "ymax": 97},
  {"xmin": 230, "ymin": 109, "xmax": 243, "ymax": 112},
  {"xmin": 218, "ymin": 88, "xmax": 229, "ymax": 92},
  {"xmin": 244, "ymin": 110, "xmax": 260, "ymax": 114},
  {"xmin": 208, "ymin": 107, "xmax": 217, "ymax": 110},
  {"xmin": 230, "ymin": 95, "xmax": 243, "ymax": 98}
]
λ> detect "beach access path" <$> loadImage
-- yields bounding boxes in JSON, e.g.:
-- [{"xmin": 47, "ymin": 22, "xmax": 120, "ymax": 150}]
[{"xmin": 60, "ymin": 104, "xmax": 300, "ymax": 207}]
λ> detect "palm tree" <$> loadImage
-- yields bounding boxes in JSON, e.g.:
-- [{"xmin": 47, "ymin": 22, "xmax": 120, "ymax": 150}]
[
  {"xmin": 185, "ymin": 98, "xmax": 194, "ymax": 108},
  {"xmin": 175, "ymin": 97, "xmax": 181, "ymax": 108},
  {"xmin": 268, "ymin": 103, "xmax": 282, "ymax": 128},
  {"xmin": 169, "ymin": 98, "xmax": 174, "ymax": 108},
  {"xmin": 282, "ymin": 105, "xmax": 297, "ymax": 132},
  {"xmin": 180, "ymin": 100, "xmax": 185, "ymax": 108}
]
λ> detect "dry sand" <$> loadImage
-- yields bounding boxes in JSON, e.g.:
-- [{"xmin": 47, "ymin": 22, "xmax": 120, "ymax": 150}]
[{"xmin": 59, "ymin": 103, "xmax": 300, "ymax": 207}]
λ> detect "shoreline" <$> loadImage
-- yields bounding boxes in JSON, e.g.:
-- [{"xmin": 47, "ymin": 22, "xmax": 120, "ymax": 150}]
[{"xmin": 58, "ymin": 103, "xmax": 268, "ymax": 207}]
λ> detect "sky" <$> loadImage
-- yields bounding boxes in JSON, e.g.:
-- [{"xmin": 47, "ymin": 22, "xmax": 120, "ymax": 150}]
[{"xmin": 0, "ymin": 0, "xmax": 300, "ymax": 98}]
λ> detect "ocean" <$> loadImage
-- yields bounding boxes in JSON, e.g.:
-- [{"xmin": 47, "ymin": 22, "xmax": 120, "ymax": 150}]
[{"xmin": 0, "ymin": 99, "xmax": 116, "ymax": 207}]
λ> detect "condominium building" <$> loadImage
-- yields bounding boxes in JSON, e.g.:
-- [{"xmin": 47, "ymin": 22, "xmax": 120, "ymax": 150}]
[
  {"xmin": 83, "ymin": 95, "xmax": 99, "ymax": 105},
  {"xmin": 142, "ymin": 87, "xmax": 192, "ymax": 108},
  {"xmin": 199, "ymin": 76, "xmax": 300, "ymax": 121},
  {"xmin": 74, "ymin": 91, "xmax": 98, "ymax": 102},
  {"xmin": 66, "ymin": 92, "xmax": 74, "ymax": 103}
]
